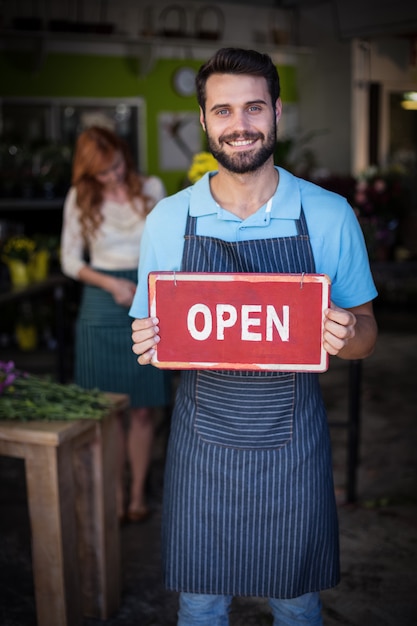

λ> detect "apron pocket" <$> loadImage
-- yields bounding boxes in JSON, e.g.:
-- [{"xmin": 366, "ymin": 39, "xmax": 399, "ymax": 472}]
[{"xmin": 194, "ymin": 370, "xmax": 295, "ymax": 450}]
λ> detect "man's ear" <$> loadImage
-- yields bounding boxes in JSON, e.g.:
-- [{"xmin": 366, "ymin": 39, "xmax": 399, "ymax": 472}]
[
  {"xmin": 199, "ymin": 107, "xmax": 206, "ymax": 132},
  {"xmin": 275, "ymin": 98, "xmax": 282, "ymax": 124}
]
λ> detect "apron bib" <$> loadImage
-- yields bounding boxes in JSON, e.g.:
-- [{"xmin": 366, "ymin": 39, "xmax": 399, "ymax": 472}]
[{"xmin": 162, "ymin": 204, "xmax": 340, "ymax": 598}]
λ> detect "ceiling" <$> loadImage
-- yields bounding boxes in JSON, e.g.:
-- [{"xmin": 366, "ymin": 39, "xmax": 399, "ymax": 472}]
[
  {"xmin": 189, "ymin": 0, "xmax": 326, "ymax": 6},
  {"xmin": 190, "ymin": 0, "xmax": 417, "ymax": 39}
]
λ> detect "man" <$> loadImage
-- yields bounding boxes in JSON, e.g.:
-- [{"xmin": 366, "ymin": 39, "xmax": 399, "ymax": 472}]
[{"xmin": 130, "ymin": 48, "xmax": 378, "ymax": 625}]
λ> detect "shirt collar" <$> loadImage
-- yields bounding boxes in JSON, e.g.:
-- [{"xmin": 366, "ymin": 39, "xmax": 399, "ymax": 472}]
[
  {"xmin": 189, "ymin": 172, "xmax": 220, "ymax": 217},
  {"xmin": 189, "ymin": 167, "xmax": 301, "ymax": 220}
]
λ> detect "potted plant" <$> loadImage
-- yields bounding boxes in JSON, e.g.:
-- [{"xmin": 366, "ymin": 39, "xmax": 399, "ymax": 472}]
[
  {"xmin": 1, "ymin": 235, "xmax": 35, "ymax": 287},
  {"xmin": 28, "ymin": 234, "xmax": 59, "ymax": 282}
]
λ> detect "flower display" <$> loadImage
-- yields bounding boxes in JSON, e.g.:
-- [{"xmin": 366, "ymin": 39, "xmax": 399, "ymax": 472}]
[
  {"xmin": 0, "ymin": 360, "xmax": 18, "ymax": 393},
  {"xmin": 352, "ymin": 166, "xmax": 408, "ymax": 260},
  {"xmin": 0, "ymin": 360, "xmax": 113, "ymax": 421},
  {"xmin": 1, "ymin": 234, "xmax": 58, "ymax": 285},
  {"xmin": 316, "ymin": 165, "xmax": 410, "ymax": 261},
  {"xmin": 1, "ymin": 235, "xmax": 35, "ymax": 263},
  {"xmin": 187, "ymin": 151, "xmax": 218, "ymax": 184}
]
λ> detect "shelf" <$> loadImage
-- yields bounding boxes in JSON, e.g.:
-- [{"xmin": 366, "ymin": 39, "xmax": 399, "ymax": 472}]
[
  {"xmin": 0, "ymin": 27, "xmax": 307, "ymax": 52},
  {"xmin": 0, "ymin": 274, "xmax": 73, "ymax": 383},
  {"xmin": 0, "ymin": 28, "xmax": 311, "ymax": 75},
  {"xmin": 0, "ymin": 273, "xmax": 70, "ymax": 304},
  {"xmin": 0, "ymin": 199, "xmax": 64, "ymax": 210}
]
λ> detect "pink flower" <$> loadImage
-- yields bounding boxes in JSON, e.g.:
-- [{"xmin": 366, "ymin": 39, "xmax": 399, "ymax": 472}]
[
  {"xmin": 356, "ymin": 180, "xmax": 368, "ymax": 192},
  {"xmin": 354, "ymin": 190, "xmax": 367, "ymax": 204},
  {"xmin": 0, "ymin": 360, "xmax": 18, "ymax": 394},
  {"xmin": 373, "ymin": 178, "xmax": 386, "ymax": 193}
]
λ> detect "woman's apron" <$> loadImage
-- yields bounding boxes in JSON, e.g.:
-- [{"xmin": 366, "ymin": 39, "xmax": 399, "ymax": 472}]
[
  {"xmin": 162, "ymin": 206, "xmax": 340, "ymax": 599},
  {"xmin": 75, "ymin": 268, "xmax": 170, "ymax": 407}
]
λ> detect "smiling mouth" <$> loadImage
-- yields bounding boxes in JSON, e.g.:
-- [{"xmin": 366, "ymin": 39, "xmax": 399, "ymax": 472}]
[
  {"xmin": 227, "ymin": 138, "xmax": 257, "ymax": 147},
  {"xmin": 220, "ymin": 131, "xmax": 262, "ymax": 147}
]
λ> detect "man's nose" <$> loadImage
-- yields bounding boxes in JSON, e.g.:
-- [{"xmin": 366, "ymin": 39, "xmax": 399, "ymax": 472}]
[{"xmin": 230, "ymin": 110, "xmax": 251, "ymax": 131}]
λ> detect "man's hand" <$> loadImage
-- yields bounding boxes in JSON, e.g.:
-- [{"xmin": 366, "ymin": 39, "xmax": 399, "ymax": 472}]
[
  {"xmin": 131, "ymin": 317, "xmax": 160, "ymax": 365},
  {"xmin": 323, "ymin": 301, "xmax": 377, "ymax": 359}
]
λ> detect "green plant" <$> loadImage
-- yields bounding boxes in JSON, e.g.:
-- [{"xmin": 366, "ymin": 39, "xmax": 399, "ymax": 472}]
[
  {"xmin": 274, "ymin": 129, "xmax": 327, "ymax": 177},
  {"xmin": 32, "ymin": 233, "xmax": 59, "ymax": 253},
  {"xmin": 0, "ymin": 361, "xmax": 113, "ymax": 421},
  {"xmin": 1, "ymin": 235, "xmax": 35, "ymax": 263}
]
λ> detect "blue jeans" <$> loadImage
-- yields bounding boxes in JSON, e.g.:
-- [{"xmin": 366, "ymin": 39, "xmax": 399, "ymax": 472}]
[{"xmin": 178, "ymin": 591, "xmax": 323, "ymax": 625}]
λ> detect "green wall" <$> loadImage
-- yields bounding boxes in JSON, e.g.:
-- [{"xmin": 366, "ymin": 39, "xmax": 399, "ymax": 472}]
[{"xmin": 0, "ymin": 50, "xmax": 298, "ymax": 195}]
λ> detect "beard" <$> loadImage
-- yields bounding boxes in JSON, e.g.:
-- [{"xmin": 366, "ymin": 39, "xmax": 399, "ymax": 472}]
[{"xmin": 206, "ymin": 119, "xmax": 277, "ymax": 174}]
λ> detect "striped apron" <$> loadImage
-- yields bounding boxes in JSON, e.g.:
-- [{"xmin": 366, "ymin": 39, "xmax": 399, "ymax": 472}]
[
  {"xmin": 162, "ymin": 207, "xmax": 340, "ymax": 598},
  {"xmin": 75, "ymin": 268, "xmax": 170, "ymax": 407}
]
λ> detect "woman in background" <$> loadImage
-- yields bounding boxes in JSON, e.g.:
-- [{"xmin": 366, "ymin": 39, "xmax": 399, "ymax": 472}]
[{"xmin": 60, "ymin": 125, "xmax": 170, "ymax": 523}]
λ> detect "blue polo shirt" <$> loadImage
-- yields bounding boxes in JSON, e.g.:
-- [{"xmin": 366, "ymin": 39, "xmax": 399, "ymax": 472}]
[{"xmin": 129, "ymin": 167, "xmax": 377, "ymax": 319}]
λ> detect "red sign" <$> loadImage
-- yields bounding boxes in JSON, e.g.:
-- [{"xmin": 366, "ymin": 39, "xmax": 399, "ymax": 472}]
[{"xmin": 148, "ymin": 272, "xmax": 331, "ymax": 372}]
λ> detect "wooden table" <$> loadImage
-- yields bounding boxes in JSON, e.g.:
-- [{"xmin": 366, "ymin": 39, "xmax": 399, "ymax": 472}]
[{"xmin": 0, "ymin": 392, "xmax": 129, "ymax": 626}]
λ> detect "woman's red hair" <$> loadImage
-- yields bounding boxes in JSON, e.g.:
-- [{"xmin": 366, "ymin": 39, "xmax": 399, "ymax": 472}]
[{"xmin": 72, "ymin": 126, "xmax": 151, "ymax": 240}]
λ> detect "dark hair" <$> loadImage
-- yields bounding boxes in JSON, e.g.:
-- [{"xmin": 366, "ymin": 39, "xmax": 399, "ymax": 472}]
[{"xmin": 196, "ymin": 47, "xmax": 280, "ymax": 113}]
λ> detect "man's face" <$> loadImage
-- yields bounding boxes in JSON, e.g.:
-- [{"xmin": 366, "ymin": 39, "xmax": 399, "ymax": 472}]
[{"xmin": 200, "ymin": 73, "xmax": 282, "ymax": 174}]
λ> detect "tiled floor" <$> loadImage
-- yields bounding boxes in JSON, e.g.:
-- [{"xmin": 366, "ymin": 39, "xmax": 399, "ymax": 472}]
[{"xmin": 1, "ymin": 308, "xmax": 417, "ymax": 626}]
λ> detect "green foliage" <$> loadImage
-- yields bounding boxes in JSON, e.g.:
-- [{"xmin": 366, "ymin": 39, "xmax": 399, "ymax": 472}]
[
  {"xmin": 274, "ymin": 129, "xmax": 327, "ymax": 177},
  {"xmin": 0, "ymin": 361, "xmax": 113, "ymax": 421}
]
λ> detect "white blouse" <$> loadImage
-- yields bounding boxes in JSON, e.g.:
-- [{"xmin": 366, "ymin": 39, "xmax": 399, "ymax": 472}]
[{"xmin": 60, "ymin": 176, "xmax": 166, "ymax": 279}]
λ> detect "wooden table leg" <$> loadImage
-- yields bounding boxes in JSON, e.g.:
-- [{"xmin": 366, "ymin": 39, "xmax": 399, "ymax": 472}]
[
  {"xmin": 94, "ymin": 412, "xmax": 121, "ymax": 617},
  {"xmin": 73, "ymin": 412, "xmax": 121, "ymax": 619},
  {"xmin": 24, "ymin": 440, "xmax": 83, "ymax": 626},
  {"xmin": 0, "ymin": 393, "xmax": 127, "ymax": 623}
]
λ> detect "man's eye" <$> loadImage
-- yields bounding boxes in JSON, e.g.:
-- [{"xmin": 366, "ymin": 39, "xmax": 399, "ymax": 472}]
[
  {"xmin": 248, "ymin": 105, "xmax": 261, "ymax": 112},
  {"xmin": 216, "ymin": 109, "xmax": 229, "ymax": 116}
]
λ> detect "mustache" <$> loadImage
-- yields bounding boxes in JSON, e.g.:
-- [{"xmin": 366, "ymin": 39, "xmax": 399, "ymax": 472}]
[{"xmin": 219, "ymin": 131, "xmax": 264, "ymax": 143}]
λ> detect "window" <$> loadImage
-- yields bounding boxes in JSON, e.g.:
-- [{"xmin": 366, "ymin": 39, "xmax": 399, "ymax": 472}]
[{"xmin": 0, "ymin": 97, "xmax": 145, "ymax": 199}]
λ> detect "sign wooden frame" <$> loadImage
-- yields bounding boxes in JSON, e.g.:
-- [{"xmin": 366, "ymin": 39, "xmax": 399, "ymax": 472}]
[{"xmin": 148, "ymin": 272, "xmax": 331, "ymax": 372}]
